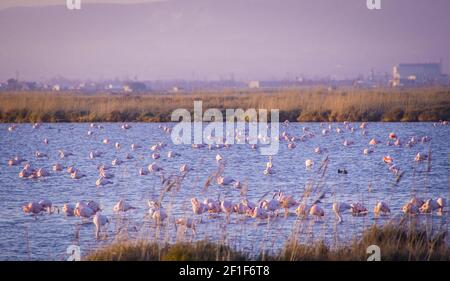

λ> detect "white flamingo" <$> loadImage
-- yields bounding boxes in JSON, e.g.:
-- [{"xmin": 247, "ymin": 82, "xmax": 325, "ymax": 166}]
[
  {"xmin": 96, "ymin": 177, "xmax": 112, "ymax": 186},
  {"xmin": 332, "ymin": 202, "xmax": 352, "ymax": 223},
  {"xmin": 112, "ymin": 158, "xmax": 122, "ymax": 166},
  {"xmin": 180, "ymin": 164, "xmax": 190, "ymax": 173},
  {"xmin": 217, "ymin": 176, "xmax": 235, "ymax": 186},
  {"xmin": 175, "ymin": 218, "xmax": 197, "ymax": 235},
  {"xmin": 148, "ymin": 163, "xmax": 163, "ymax": 172},
  {"xmin": 113, "ymin": 200, "xmax": 135, "ymax": 212},
  {"xmin": 93, "ymin": 213, "xmax": 109, "ymax": 239}
]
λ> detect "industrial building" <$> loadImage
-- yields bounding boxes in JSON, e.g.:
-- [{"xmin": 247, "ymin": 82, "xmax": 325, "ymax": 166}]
[{"xmin": 391, "ymin": 62, "xmax": 449, "ymax": 86}]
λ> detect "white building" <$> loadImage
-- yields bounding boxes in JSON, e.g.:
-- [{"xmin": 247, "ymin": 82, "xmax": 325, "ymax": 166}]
[
  {"xmin": 248, "ymin": 80, "xmax": 260, "ymax": 89},
  {"xmin": 392, "ymin": 62, "xmax": 448, "ymax": 86}
]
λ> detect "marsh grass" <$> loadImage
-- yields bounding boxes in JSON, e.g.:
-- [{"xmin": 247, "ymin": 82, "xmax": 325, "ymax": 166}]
[
  {"xmin": 1, "ymin": 87, "xmax": 449, "ymax": 122},
  {"xmin": 85, "ymin": 222, "xmax": 448, "ymax": 261}
]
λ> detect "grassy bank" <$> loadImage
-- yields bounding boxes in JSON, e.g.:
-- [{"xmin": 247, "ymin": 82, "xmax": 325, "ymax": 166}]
[
  {"xmin": 1, "ymin": 87, "xmax": 449, "ymax": 123},
  {"xmin": 85, "ymin": 223, "xmax": 449, "ymax": 261}
]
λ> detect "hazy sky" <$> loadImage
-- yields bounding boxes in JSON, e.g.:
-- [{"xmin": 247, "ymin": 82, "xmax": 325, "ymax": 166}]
[
  {"xmin": 0, "ymin": 0, "xmax": 163, "ymax": 10},
  {"xmin": 0, "ymin": 0, "xmax": 449, "ymax": 81}
]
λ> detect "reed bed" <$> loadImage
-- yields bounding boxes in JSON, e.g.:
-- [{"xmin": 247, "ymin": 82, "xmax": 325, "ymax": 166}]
[
  {"xmin": 1, "ymin": 87, "xmax": 449, "ymax": 122},
  {"xmin": 85, "ymin": 222, "xmax": 449, "ymax": 261}
]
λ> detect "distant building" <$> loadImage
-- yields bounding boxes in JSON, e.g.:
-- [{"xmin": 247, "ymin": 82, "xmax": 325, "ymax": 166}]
[
  {"xmin": 248, "ymin": 80, "xmax": 260, "ymax": 89},
  {"xmin": 391, "ymin": 62, "xmax": 448, "ymax": 86},
  {"xmin": 123, "ymin": 82, "xmax": 147, "ymax": 93},
  {"xmin": 52, "ymin": 84, "xmax": 61, "ymax": 91}
]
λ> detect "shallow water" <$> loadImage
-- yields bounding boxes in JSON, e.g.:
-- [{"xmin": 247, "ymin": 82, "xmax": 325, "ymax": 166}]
[{"xmin": 0, "ymin": 122, "xmax": 448, "ymax": 260}]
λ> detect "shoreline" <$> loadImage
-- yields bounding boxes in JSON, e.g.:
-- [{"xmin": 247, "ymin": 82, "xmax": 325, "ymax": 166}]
[{"xmin": 1, "ymin": 88, "xmax": 449, "ymax": 123}]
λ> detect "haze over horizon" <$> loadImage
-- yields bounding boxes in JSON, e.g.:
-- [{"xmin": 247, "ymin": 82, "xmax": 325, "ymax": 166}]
[{"xmin": 0, "ymin": 0, "xmax": 449, "ymax": 81}]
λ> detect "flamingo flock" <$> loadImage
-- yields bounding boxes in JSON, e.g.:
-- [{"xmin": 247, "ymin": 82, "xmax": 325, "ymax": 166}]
[{"xmin": 4, "ymin": 120, "xmax": 448, "ymax": 244}]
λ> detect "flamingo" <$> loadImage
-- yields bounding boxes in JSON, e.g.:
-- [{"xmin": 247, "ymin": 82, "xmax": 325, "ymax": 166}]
[
  {"xmin": 204, "ymin": 198, "xmax": 221, "ymax": 213},
  {"xmin": 89, "ymin": 151, "xmax": 103, "ymax": 159},
  {"xmin": 121, "ymin": 123, "xmax": 131, "ymax": 130},
  {"xmin": 58, "ymin": 150, "xmax": 74, "ymax": 159},
  {"xmin": 343, "ymin": 140, "xmax": 353, "ymax": 146},
  {"xmin": 113, "ymin": 200, "xmax": 135, "ymax": 212},
  {"xmin": 288, "ymin": 143, "xmax": 296, "ymax": 149},
  {"xmin": 150, "ymin": 207, "xmax": 167, "ymax": 224},
  {"xmin": 8, "ymin": 156, "xmax": 26, "ymax": 166},
  {"xmin": 350, "ymin": 203, "xmax": 368, "ymax": 216},
  {"xmin": 402, "ymin": 202, "xmax": 419, "ymax": 215},
  {"xmin": 419, "ymin": 199, "xmax": 440, "ymax": 214},
  {"xmin": 36, "ymin": 168, "xmax": 49, "ymax": 178},
  {"xmin": 131, "ymin": 143, "xmax": 141, "ymax": 150},
  {"xmin": 62, "ymin": 203, "xmax": 75, "ymax": 216},
  {"xmin": 363, "ymin": 148, "xmax": 373, "ymax": 155},
  {"xmin": 309, "ymin": 204, "xmax": 324, "ymax": 221},
  {"xmin": 414, "ymin": 152, "xmax": 428, "ymax": 162},
  {"xmin": 167, "ymin": 151, "xmax": 180, "ymax": 158},
  {"xmin": 191, "ymin": 198, "xmax": 208, "ymax": 215},
  {"xmin": 373, "ymin": 201, "xmax": 390, "ymax": 217},
  {"xmin": 251, "ymin": 207, "xmax": 269, "ymax": 219},
  {"xmin": 295, "ymin": 203, "xmax": 309, "ymax": 219},
  {"xmin": 180, "ymin": 164, "xmax": 190, "ymax": 173},
  {"xmin": 436, "ymin": 197, "xmax": 446, "ymax": 212},
  {"xmin": 35, "ymin": 151, "xmax": 48, "ymax": 158},
  {"xmin": 216, "ymin": 176, "xmax": 235, "ymax": 186},
  {"xmin": 409, "ymin": 196, "xmax": 425, "ymax": 208},
  {"xmin": 389, "ymin": 133, "xmax": 397, "ymax": 140},
  {"xmin": 53, "ymin": 163, "xmax": 63, "ymax": 171},
  {"xmin": 139, "ymin": 168, "xmax": 148, "ymax": 176},
  {"xmin": 67, "ymin": 166, "xmax": 77, "ymax": 174},
  {"xmin": 71, "ymin": 170, "xmax": 85, "ymax": 179},
  {"xmin": 305, "ymin": 159, "xmax": 314, "ymax": 168},
  {"xmin": 96, "ymin": 177, "xmax": 112, "ymax": 186},
  {"xmin": 74, "ymin": 204, "xmax": 94, "ymax": 219},
  {"xmin": 215, "ymin": 154, "xmax": 223, "ymax": 162},
  {"xmin": 175, "ymin": 218, "xmax": 196, "ymax": 235},
  {"xmin": 148, "ymin": 163, "xmax": 163, "ymax": 172},
  {"xmin": 383, "ymin": 155, "xmax": 393, "ymax": 164},
  {"xmin": 99, "ymin": 169, "xmax": 114, "ymax": 179},
  {"xmin": 87, "ymin": 200, "xmax": 101, "ymax": 213},
  {"xmin": 115, "ymin": 142, "xmax": 121, "ymax": 150},
  {"xmin": 369, "ymin": 138, "xmax": 379, "ymax": 146},
  {"xmin": 152, "ymin": 153, "xmax": 160, "ymax": 160},
  {"xmin": 102, "ymin": 138, "xmax": 109, "ymax": 144},
  {"xmin": 332, "ymin": 202, "xmax": 352, "ymax": 223},
  {"xmin": 233, "ymin": 181, "xmax": 243, "ymax": 189},
  {"xmin": 221, "ymin": 200, "xmax": 233, "ymax": 220},
  {"xmin": 22, "ymin": 202, "xmax": 43, "ymax": 215},
  {"xmin": 261, "ymin": 196, "xmax": 280, "ymax": 214},
  {"xmin": 43, "ymin": 138, "xmax": 49, "ymax": 145},
  {"xmin": 278, "ymin": 193, "xmax": 297, "ymax": 215},
  {"xmin": 93, "ymin": 213, "xmax": 109, "ymax": 239},
  {"xmin": 112, "ymin": 158, "xmax": 122, "ymax": 166}
]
